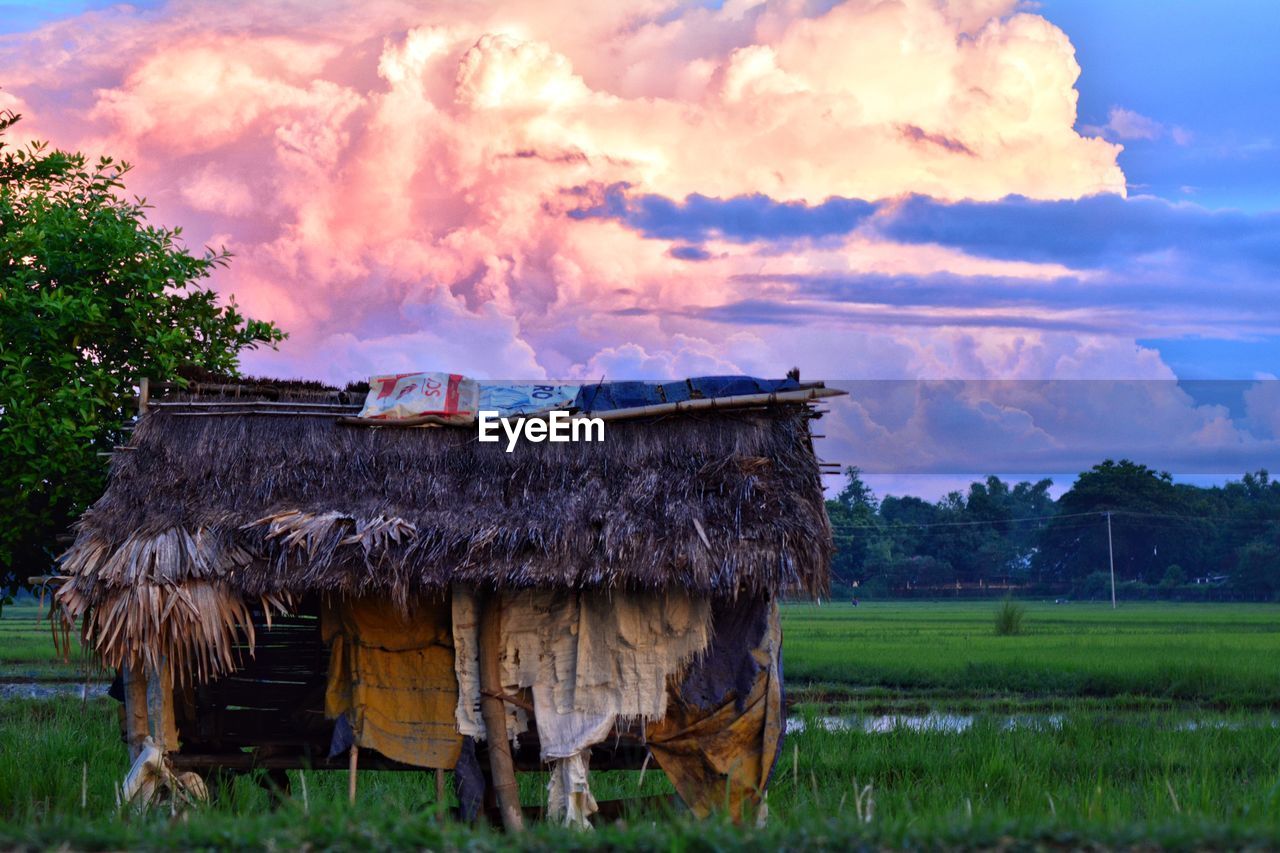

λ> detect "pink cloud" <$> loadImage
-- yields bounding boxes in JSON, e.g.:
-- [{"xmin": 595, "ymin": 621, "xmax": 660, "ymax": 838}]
[{"xmin": 2, "ymin": 0, "xmax": 1145, "ymax": 385}]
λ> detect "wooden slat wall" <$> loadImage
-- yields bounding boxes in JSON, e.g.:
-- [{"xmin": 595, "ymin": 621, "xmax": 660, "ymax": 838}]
[{"xmin": 177, "ymin": 601, "xmax": 332, "ymax": 756}]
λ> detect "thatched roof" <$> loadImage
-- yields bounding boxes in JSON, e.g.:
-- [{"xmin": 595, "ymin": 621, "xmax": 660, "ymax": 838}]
[
  {"xmin": 56, "ymin": 380, "xmax": 832, "ymax": 681},
  {"xmin": 60, "ymin": 390, "xmax": 831, "ymax": 610}
]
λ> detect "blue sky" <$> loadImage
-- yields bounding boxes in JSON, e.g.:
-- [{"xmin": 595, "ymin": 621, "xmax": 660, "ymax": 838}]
[
  {"xmin": 0, "ymin": 1, "xmax": 156, "ymax": 34},
  {"xmin": 1040, "ymin": 0, "xmax": 1280, "ymax": 211},
  {"xmin": 998, "ymin": 1, "xmax": 1280, "ymax": 378}
]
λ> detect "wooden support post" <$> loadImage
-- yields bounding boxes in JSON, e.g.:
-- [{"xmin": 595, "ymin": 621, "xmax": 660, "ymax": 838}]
[
  {"xmin": 435, "ymin": 767, "xmax": 446, "ymax": 808},
  {"xmin": 122, "ymin": 664, "xmax": 150, "ymax": 761},
  {"xmin": 478, "ymin": 592, "xmax": 524, "ymax": 832},
  {"xmin": 348, "ymin": 745, "xmax": 359, "ymax": 805},
  {"xmin": 145, "ymin": 657, "xmax": 177, "ymax": 753}
]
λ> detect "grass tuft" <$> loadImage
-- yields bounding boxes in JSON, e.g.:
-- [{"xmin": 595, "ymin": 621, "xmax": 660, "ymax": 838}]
[{"xmin": 994, "ymin": 597, "xmax": 1027, "ymax": 636}]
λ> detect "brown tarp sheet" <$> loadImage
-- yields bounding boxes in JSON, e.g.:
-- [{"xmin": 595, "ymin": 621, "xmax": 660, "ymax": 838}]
[
  {"xmin": 322, "ymin": 595, "xmax": 461, "ymax": 769},
  {"xmin": 648, "ymin": 602, "xmax": 783, "ymax": 820}
]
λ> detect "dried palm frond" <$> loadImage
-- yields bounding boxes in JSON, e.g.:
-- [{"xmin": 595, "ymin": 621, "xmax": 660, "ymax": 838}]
[{"xmin": 55, "ymin": 580, "xmax": 291, "ymax": 686}]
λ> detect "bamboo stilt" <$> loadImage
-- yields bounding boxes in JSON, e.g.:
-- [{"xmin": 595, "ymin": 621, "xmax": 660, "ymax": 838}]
[
  {"xmin": 122, "ymin": 664, "xmax": 149, "ymax": 761},
  {"xmin": 478, "ymin": 592, "xmax": 523, "ymax": 832},
  {"xmin": 145, "ymin": 658, "xmax": 177, "ymax": 752},
  {"xmin": 348, "ymin": 745, "xmax": 359, "ymax": 804}
]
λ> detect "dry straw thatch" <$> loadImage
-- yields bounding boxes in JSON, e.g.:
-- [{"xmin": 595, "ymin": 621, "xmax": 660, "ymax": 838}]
[{"xmin": 56, "ymin": 388, "xmax": 831, "ymax": 681}]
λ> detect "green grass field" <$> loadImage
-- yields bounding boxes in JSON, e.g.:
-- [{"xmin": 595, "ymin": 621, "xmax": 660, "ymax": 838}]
[
  {"xmin": 782, "ymin": 601, "xmax": 1280, "ymax": 709},
  {"xmin": 2, "ymin": 600, "xmax": 1279, "ymax": 849}
]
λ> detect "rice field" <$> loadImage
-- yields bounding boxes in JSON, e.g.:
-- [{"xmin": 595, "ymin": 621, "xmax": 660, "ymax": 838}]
[
  {"xmin": 782, "ymin": 601, "xmax": 1280, "ymax": 709},
  {"xmin": 2, "ymin": 600, "xmax": 1279, "ymax": 849}
]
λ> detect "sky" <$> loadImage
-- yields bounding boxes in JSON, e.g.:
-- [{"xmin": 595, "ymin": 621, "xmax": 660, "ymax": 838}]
[{"xmin": 2, "ymin": 0, "xmax": 1278, "ymax": 497}]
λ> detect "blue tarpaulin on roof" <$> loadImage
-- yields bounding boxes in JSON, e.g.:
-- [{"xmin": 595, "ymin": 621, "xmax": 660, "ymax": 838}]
[{"xmin": 573, "ymin": 376, "xmax": 801, "ymax": 413}]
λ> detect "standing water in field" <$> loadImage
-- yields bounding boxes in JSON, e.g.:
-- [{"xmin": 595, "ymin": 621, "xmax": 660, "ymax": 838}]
[
  {"xmin": 0, "ymin": 682, "xmax": 109, "ymax": 701},
  {"xmin": 785, "ymin": 712, "xmax": 1280, "ymax": 735},
  {"xmin": 785, "ymin": 712, "xmax": 1056, "ymax": 734}
]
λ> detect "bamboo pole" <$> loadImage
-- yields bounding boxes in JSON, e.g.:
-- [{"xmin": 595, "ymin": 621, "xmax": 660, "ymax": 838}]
[
  {"xmin": 478, "ymin": 592, "xmax": 524, "ymax": 832},
  {"xmin": 583, "ymin": 386, "xmax": 847, "ymax": 422},
  {"xmin": 348, "ymin": 745, "xmax": 359, "ymax": 804},
  {"xmin": 122, "ymin": 664, "xmax": 149, "ymax": 761},
  {"xmin": 339, "ymin": 386, "xmax": 849, "ymax": 429},
  {"xmin": 145, "ymin": 657, "xmax": 177, "ymax": 752},
  {"xmin": 170, "ymin": 410, "xmax": 353, "ymax": 418},
  {"xmin": 148, "ymin": 400, "xmax": 358, "ymax": 409}
]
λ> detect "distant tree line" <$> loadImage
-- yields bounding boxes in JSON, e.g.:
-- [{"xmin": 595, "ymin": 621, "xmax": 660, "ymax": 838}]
[{"xmin": 827, "ymin": 460, "xmax": 1280, "ymax": 601}]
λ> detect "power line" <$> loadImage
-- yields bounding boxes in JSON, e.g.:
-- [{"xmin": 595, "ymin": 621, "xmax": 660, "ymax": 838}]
[
  {"xmin": 825, "ymin": 508, "xmax": 1280, "ymax": 531},
  {"xmin": 827, "ymin": 510, "xmax": 1097, "ymax": 530}
]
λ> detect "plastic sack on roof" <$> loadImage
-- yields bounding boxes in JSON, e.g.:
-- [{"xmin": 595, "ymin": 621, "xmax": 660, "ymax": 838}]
[
  {"xmin": 573, "ymin": 376, "xmax": 801, "ymax": 413},
  {"xmin": 478, "ymin": 383, "xmax": 579, "ymax": 416},
  {"xmin": 359, "ymin": 372, "xmax": 479, "ymax": 423}
]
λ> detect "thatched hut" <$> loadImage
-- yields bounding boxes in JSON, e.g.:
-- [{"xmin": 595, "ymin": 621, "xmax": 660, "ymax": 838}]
[{"xmin": 54, "ymin": 373, "xmax": 837, "ymax": 826}]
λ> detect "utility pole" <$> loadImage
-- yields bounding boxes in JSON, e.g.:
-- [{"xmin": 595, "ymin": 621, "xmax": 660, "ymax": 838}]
[{"xmin": 1106, "ymin": 511, "xmax": 1116, "ymax": 609}]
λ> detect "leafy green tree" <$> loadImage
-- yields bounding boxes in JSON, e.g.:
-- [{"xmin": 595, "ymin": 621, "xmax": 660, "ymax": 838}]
[
  {"xmin": 1033, "ymin": 459, "xmax": 1207, "ymax": 585},
  {"xmin": 1159, "ymin": 564, "xmax": 1186, "ymax": 590},
  {"xmin": 826, "ymin": 466, "xmax": 883, "ymax": 587},
  {"xmin": 1232, "ymin": 540, "xmax": 1280, "ymax": 601},
  {"xmin": 926, "ymin": 488, "xmax": 992, "ymax": 583},
  {"xmin": 0, "ymin": 111, "xmax": 285, "ymax": 596},
  {"xmin": 879, "ymin": 494, "xmax": 938, "ymax": 560}
]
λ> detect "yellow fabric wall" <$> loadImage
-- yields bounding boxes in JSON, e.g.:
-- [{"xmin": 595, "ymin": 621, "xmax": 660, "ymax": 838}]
[
  {"xmin": 322, "ymin": 595, "xmax": 462, "ymax": 769},
  {"xmin": 647, "ymin": 604, "xmax": 784, "ymax": 821}
]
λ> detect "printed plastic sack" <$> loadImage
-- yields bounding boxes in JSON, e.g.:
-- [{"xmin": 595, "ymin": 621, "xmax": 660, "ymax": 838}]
[
  {"xmin": 478, "ymin": 384, "xmax": 580, "ymax": 416},
  {"xmin": 359, "ymin": 372, "xmax": 479, "ymax": 423}
]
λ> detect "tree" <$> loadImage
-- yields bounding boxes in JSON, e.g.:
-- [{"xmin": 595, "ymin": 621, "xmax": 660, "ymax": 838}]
[
  {"xmin": 826, "ymin": 466, "xmax": 883, "ymax": 587},
  {"xmin": 1033, "ymin": 459, "xmax": 1207, "ymax": 585},
  {"xmin": 1159, "ymin": 564, "xmax": 1186, "ymax": 590},
  {"xmin": 1232, "ymin": 540, "xmax": 1280, "ymax": 601},
  {"xmin": 879, "ymin": 494, "xmax": 938, "ymax": 562},
  {"xmin": 0, "ymin": 111, "xmax": 285, "ymax": 597}
]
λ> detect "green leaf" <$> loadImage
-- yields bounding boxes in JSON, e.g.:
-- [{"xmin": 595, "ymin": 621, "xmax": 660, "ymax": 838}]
[{"xmin": 0, "ymin": 113, "xmax": 285, "ymax": 595}]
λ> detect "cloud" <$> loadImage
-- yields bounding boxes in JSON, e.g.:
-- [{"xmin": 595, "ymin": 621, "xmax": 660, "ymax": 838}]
[
  {"xmin": 1094, "ymin": 106, "xmax": 1163, "ymax": 141},
  {"xmin": 555, "ymin": 186, "xmax": 1280, "ymax": 344},
  {"xmin": 179, "ymin": 165, "xmax": 255, "ymax": 217},
  {"xmin": 1081, "ymin": 106, "xmax": 1192, "ymax": 147},
  {"xmin": 817, "ymin": 380, "xmax": 1280, "ymax": 482},
  {"xmin": 0, "ymin": 0, "xmax": 1142, "ymax": 388},
  {"xmin": 567, "ymin": 186, "xmax": 1280, "ymax": 291},
  {"xmin": 23, "ymin": 2, "xmax": 1276, "ymax": 496},
  {"xmin": 876, "ymin": 193, "xmax": 1280, "ymax": 270},
  {"xmin": 899, "ymin": 124, "xmax": 975, "ymax": 156},
  {"xmin": 570, "ymin": 185, "xmax": 877, "ymax": 243},
  {"xmin": 668, "ymin": 244, "xmax": 713, "ymax": 261}
]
